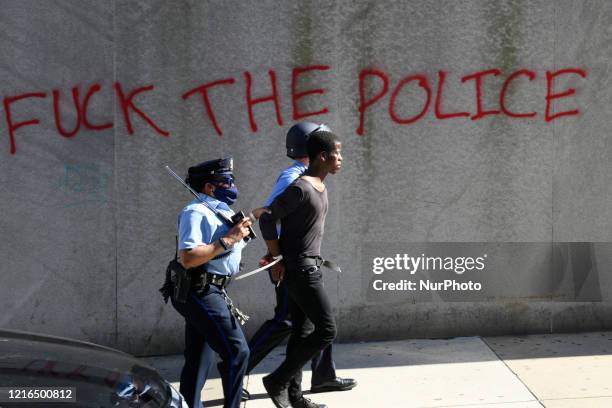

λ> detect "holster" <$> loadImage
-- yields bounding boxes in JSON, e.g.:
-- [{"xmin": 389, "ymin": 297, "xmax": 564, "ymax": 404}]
[
  {"xmin": 171, "ymin": 259, "xmax": 192, "ymax": 303},
  {"xmin": 159, "ymin": 259, "xmax": 193, "ymax": 304},
  {"xmin": 159, "ymin": 261, "xmax": 173, "ymax": 304},
  {"xmin": 159, "ymin": 236, "xmax": 193, "ymax": 304},
  {"xmin": 160, "ymin": 236, "xmax": 235, "ymax": 304}
]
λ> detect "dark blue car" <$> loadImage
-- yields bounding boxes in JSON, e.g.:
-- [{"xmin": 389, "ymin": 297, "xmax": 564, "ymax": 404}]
[{"xmin": 0, "ymin": 329, "xmax": 186, "ymax": 408}]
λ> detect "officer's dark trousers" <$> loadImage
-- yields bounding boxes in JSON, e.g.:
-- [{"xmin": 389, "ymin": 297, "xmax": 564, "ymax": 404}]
[
  {"xmin": 267, "ymin": 265, "xmax": 337, "ymax": 399},
  {"xmin": 247, "ymin": 281, "xmax": 337, "ymax": 386},
  {"xmin": 172, "ymin": 284, "xmax": 249, "ymax": 408}
]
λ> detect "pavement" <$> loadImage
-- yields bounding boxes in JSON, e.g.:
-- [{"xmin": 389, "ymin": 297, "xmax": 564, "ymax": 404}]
[{"xmin": 144, "ymin": 331, "xmax": 612, "ymax": 408}]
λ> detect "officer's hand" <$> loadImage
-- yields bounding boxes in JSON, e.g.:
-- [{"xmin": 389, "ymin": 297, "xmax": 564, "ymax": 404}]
[
  {"xmin": 249, "ymin": 207, "xmax": 271, "ymax": 221},
  {"xmin": 270, "ymin": 261, "xmax": 285, "ymax": 283},
  {"xmin": 225, "ymin": 217, "xmax": 253, "ymax": 244}
]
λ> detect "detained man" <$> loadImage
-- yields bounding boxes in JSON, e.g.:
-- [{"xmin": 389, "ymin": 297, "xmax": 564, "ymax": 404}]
[{"xmin": 259, "ymin": 131, "xmax": 343, "ymax": 408}]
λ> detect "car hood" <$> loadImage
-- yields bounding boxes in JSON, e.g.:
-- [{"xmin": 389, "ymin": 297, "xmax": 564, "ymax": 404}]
[{"xmin": 0, "ymin": 329, "xmax": 173, "ymax": 407}]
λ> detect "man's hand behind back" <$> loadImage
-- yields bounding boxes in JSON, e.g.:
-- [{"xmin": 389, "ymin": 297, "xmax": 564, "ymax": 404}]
[{"xmin": 269, "ymin": 261, "xmax": 285, "ymax": 284}]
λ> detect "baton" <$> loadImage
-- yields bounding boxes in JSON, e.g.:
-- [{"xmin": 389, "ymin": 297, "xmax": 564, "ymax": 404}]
[
  {"xmin": 236, "ymin": 256, "xmax": 341, "ymax": 282},
  {"xmin": 234, "ymin": 255, "xmax": 284, "ymax": 281}
]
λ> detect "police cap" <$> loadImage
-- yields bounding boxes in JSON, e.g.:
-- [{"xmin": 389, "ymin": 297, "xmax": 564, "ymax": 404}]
[{"xmin": 186, "ymin": 157, "xmax": 234, "ymax": 190}]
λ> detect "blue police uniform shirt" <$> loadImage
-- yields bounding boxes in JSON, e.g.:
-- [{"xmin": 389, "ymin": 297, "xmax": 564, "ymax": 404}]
[
  {"xmin": 265, "ymin": 161, "xmax": 306, "ymax": 206},
  {"xmin": 178, "ymin": 193, "xmax": 247, "ymax": 277},
  {"xmin": 264, "ymin": 161, "xmax": 306, "ymax": 237}
]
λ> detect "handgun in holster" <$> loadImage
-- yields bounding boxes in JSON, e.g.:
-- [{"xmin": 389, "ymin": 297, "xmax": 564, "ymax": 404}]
[
  {"xmin": 159, "ymin": 259, "xmax": 190, "ymax": 304},
  {"xmin": 160, "ymin": 236, "xmax": 192, "ymax": 304},
  {"xmin": 169, "ymin": 259, "xmax": 191, "ymax": 303}
]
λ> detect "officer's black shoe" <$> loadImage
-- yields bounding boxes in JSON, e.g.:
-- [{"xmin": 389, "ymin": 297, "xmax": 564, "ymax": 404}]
[
  {"xmin": 310, "ymin": 377, "xmax": 357, "ymax": 393},
  {"xmin": 241, "ymin": 388, "xmax": 250, "ymax": 401},
  {"xmin": 290, "ymin": 396, "xmax": 327, "ymax": 408},
  {"xmin": 263, "ymin": 375, "xmax": 290, "ymax": 408}
]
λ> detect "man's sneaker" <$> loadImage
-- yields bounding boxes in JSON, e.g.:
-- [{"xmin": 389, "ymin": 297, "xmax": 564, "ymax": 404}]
[
  {"xmin": 290, "ymin": 396, "xmax": 327, "ymax": 408},
  {"xmin": 263, "ymin": 375, "xmax": 290, "ymax": 408},
  {"xmin": 310, "ymin": 377, "xmax": 357, "ymax": 393}
]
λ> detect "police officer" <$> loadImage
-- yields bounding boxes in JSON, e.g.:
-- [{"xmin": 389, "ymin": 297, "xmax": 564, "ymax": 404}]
[
  {"xmin": 171, "ymin": 157, "xmax": 267, "ymax": 408},
  {"xmin": 246, "ymin": 123, "xmax": 356, "ymax": 398}
]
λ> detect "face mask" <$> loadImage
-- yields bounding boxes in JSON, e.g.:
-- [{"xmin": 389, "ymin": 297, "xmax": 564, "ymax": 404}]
[{"xmin": 213, "ymin": 183, "xmax": 239, "ymax": 206}]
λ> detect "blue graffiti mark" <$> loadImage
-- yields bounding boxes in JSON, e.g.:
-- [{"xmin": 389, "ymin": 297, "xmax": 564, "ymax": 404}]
[{"xmin": 60, "ymin": 163, "xmax": 112, "ymax": 207}]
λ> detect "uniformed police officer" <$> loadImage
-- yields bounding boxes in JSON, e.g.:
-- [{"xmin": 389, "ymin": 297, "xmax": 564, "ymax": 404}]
[{"xmin": 171, "ymin": 157, "xmax": 267, "ymax": 408}]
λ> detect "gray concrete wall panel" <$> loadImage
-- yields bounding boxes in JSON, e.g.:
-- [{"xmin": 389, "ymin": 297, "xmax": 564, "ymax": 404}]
[
  {"xmin": 553, "ymin": 0, "xmax": 612, "ymax": 242},
  {"xmin": 0, "ymin": 0, "xmax": 610, "ymax": 354},
  {"xmin": 0, "ymin": 0, "xmax": 116, "ymax": 345}
]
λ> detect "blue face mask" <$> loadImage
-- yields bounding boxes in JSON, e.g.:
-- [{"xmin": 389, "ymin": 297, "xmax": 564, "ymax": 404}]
[{"xmin": 213, "ymin": 183, "xmax": 239, "ymax": 206}]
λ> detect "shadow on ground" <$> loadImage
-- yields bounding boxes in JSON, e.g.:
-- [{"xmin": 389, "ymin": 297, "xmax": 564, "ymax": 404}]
[{"xmin": 145, "ymin": 331, "xmax": 612, "ymax": 384}]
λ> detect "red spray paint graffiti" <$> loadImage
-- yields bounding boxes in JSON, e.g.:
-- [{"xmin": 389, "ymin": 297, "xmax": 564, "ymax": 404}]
[
  {"xmin": 52, "ymin": 84, "xmax": 114, "ymax": 138},
  {"xmin": 357, "ymin": 67, "xmax": 588, "ymax": 135},
  {"xmin": 3, "ymin": 65, "xmax": 587, "ymax": 154},
  {"xmin": 182, "ymin": 78, "xmax": 236, "ymax": 137},
  {"xmin": 4, "ymin": 92, "xmax": 47, "ymax": 154},
  {"xmin": 291, "ymin": 65, "xmax": 331, "ymax": 121},
  {"xmin": 500, "ymin": 69, "xmax": 537, "ymax": 118}
]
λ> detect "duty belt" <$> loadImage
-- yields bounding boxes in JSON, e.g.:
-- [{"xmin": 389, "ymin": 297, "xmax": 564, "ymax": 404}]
[
  {"xmin": 191, "ymin": 270, "xmax": 231, "ymax": 289},
  {"xmin": 191, "ymin": 271, "xmax": 249, "ymax": 325}
]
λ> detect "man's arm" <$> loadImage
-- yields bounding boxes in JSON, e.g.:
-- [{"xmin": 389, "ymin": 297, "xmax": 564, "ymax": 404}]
[
  {"xmin": 259, "ymin": 184, "xmax": 304, "ymax": 281},
  {"xmin": 265, "ymin": 239, "xmax": 285, "ymax": 283},
  {"xmin": 259, "ymin": 184, "xmax": 303, "ymax": 242},
  {"xmin": 260, "ymin": 167, "xmax": 298, "ymax": 259}
]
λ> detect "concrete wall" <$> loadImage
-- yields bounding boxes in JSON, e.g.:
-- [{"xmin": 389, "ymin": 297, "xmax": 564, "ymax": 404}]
[{"xmin": 1, "ymin": 0, "xmax": 611, "ymax": 355}]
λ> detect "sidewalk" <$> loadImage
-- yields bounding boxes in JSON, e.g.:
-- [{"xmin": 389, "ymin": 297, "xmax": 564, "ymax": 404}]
[{"xmin": 144, "ymin": 331, "xmax": 612, "ymax": 408}]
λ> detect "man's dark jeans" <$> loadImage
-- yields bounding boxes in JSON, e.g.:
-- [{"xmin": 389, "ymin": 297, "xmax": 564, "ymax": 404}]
[
  {"xmin": 247, "ymin": 281, "xmax": 337, "ymax": 388},
  {"xmin": 267, "ymin": 265, "xmax": 337, "ymax": 400}
]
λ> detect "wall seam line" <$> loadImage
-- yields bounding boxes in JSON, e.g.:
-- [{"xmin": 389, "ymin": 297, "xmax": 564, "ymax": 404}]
[
  {"xmin": 113, "ymin": 0, "xmax": 119, "ymax": 349},
  {"xmin": 550, "ymin": 0, "xmax": 557, "ymax": 335}
]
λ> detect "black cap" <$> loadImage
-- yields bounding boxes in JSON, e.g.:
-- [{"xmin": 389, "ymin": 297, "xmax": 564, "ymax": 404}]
[
  {"xmin": 188, "ymin": 157, "xmax": 233, "ymax": 178},
  {"xmin": 186, "ymin": 157, "xmax": 234, "ymax": 191}
]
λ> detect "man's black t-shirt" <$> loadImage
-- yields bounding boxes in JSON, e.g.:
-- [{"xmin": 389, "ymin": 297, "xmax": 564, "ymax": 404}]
[{"xmin": 259, "ymin": 177, "xmax": 328, "ymax": 261}]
